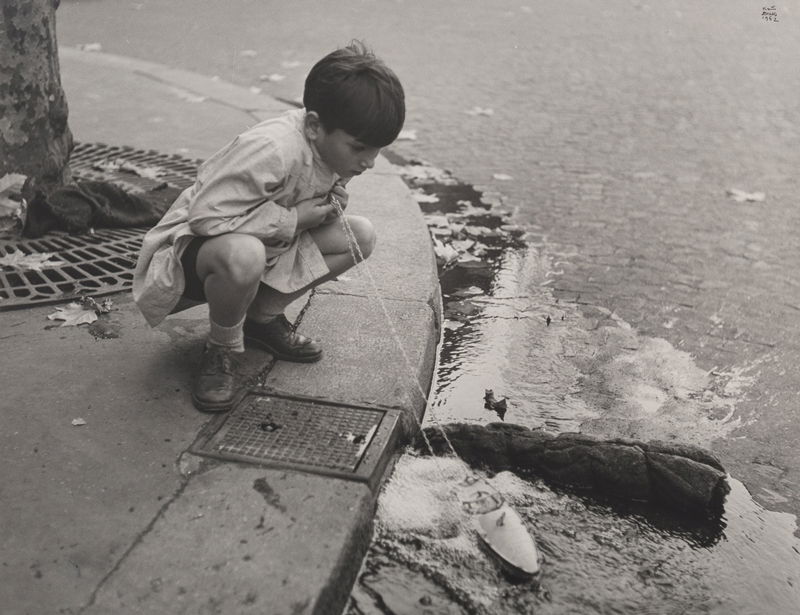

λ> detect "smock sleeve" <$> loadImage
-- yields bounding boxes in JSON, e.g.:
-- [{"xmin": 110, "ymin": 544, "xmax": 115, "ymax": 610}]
[{"xmin": 187, "ymin": 133, "xmax": 297, "ymax": 242}]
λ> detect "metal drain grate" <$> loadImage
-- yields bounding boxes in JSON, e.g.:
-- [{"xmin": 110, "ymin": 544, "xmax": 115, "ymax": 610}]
[
  {"xmin": 1, "ymin": 227, "xmax": 143, "ymax": 307},
  {"xmin": 69, "ymin": 142, "xmax": 199, "ymax": 191},
  {"xmin": 0, "ymin": 142, "xmax": 198, "ymax": 310},
  {"xmin": 191, "ymin": 391, "xmax": 400, "ymax": 486}
]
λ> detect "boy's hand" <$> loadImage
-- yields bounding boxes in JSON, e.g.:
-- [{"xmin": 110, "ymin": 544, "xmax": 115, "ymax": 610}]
[
  {"xmin": 296, "ymin": 196, "xmax": 334, "ymax": 231},
  {"xmin": 329, "ymin": 184, "xmax": 348, "ymax": 210},
  {"xmin": 323, "ymin": 184, "xmax": 349, "ymax": 223}
]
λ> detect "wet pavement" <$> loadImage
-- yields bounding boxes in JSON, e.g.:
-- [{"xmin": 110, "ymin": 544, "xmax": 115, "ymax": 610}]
[{"xmin": 347, "ymin": 167, "xmax": 800, "ymax": 614}]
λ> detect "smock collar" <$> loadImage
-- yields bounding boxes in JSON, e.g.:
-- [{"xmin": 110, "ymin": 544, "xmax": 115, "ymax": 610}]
[{"xmin": 296, "ymin": 109, "xmax": 340, "ymax": 184}]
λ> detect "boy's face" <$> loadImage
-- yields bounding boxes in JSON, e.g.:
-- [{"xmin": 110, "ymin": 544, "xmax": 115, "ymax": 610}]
[{"xmin": 306, "ymin": 113, "xmax": 381, "ymax": 179}]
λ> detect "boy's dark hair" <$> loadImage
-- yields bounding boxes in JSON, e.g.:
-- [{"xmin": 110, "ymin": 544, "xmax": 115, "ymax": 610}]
[{"xmin": 303, "ymin": 40, "xmax": 405, "ymax": 148}]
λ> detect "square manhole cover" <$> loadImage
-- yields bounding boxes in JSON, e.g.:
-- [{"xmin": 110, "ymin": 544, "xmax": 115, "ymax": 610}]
[{"xmin": 191, "ymin": 391, "xmax": 399, "ymax": 487}]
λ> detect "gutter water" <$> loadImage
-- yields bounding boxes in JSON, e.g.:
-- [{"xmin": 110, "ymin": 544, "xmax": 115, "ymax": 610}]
[{"xmin": 346, "ymin": 158, "xmax": 800, "ymax": 615}]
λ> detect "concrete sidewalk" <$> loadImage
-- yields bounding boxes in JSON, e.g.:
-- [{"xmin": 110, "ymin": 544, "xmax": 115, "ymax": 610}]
[{"xmin": 1, "ymin": 48, "xmax": 440, "ymax": 615}]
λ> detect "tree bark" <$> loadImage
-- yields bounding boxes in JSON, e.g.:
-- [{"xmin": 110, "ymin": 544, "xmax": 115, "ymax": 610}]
[{"xmin": 0, "ymin": 0, "xmax": 72, "ymax": 200}]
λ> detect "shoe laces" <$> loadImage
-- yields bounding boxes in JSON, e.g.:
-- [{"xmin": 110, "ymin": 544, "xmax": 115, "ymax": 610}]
[
  {"xmin": 269, "ymin": 316, "xmax": 307, "ymax": 346},
  {"xmin": 202, "ymin": 345, "xmax": 234, "ymax": 375}
]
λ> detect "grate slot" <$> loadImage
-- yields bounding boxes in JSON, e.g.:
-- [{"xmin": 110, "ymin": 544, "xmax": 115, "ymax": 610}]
[{"xmin": 42, "ymin": 270, "xmax": 66, "ymax": 283}]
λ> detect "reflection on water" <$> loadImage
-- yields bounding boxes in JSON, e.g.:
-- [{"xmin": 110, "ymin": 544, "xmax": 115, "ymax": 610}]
[{"xmin": 348, "ymin": 166, "xmax": 800, "ymax": 615}]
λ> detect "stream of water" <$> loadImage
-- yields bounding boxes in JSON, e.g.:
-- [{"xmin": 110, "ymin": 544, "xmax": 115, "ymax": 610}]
[{"xmin": 346, "ymin": 162, "xmax": 800, "ymax": 615}]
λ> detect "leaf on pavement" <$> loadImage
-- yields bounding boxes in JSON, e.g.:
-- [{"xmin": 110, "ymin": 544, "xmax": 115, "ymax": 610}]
[
  {"xmin": 47, "ymin": 303, "xmax": 98, "ymax": 327},
  {"xmin": 173, "ymin": 88, "xmax": 207, "ymax": 104},
  {"xmin": 71, "ymin": 418, "xmax": 87, "ymax": 426},
  {"xmin": 92, "ymin": 159, "xmax": 164, "ymax": 179},
  {"xmin": 396, "ymin": 129, "xmax": 418, "ymax": 141},
  {"xmin": 81, "ymin": 295, "xmax": 114, "ymax": 314},
  {"xmin": 0, "ymin": 250, "xmax": 66, "ymax": 271},
  {"xmin": 726, "ymin": 188, "xmax": 765, "ymax": 202},
  {"xmin": 465, "ymin": 106, "xmax": 495, "ymax": 117},
  {"xmin": 492, "ymin": 173, "xmax": 513, "ymax": 181}
]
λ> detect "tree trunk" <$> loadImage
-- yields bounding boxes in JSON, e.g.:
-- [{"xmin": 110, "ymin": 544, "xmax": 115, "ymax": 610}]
[{"xmin": 0, "ymin": 0, "xmax": 72, "ymax": 200}]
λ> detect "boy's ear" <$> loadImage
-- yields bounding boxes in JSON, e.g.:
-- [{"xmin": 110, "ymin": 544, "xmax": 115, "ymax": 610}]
[{"xmin": 304, "ymin": 111, "xmax": 323, "ymax": 141}]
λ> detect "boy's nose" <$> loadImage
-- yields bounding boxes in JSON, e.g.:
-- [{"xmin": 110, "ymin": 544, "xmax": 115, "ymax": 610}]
[{"xmin": 361, "ymin": 154, "xmax": 377, "ymax": 169}]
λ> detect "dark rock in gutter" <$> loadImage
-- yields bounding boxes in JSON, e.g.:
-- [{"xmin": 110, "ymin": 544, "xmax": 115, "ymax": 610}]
[{"xmin": 415, "ymin": 422, "xmax": 729, "ymax": 516}]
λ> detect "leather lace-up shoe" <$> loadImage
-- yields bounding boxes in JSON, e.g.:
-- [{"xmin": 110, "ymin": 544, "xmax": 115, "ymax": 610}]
[
  {"xmin": 243, "ymin": 314, "xmax": 322, "ymax": 362},
  {"xmin": 191, "ymin": 344, "xmax": 238, "ymax": 412}
]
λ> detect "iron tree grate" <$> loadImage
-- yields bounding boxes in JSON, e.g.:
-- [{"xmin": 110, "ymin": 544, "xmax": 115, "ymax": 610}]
[
  {"xmin": 191, "ymin": 391, "xmax": 400, "ymax": 487},
  {"xmin": 1, "ymin": 227, "xmax": 143, "ymax": 307},
  {"xmin": 69, "ymin": 142, "xmax": 200, "ymax": 191},
  {"xmin": 0, "ymin": 142, "xmax": 198, "ymax": 310}
]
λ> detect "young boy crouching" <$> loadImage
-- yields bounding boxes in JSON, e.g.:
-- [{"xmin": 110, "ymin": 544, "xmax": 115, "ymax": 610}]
[{"xmin": 133, "ymin": 41, "xmax": 405, "ymax": 412}]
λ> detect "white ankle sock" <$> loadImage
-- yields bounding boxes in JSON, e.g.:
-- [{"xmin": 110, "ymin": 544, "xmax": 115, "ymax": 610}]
[{"xmin": 208, "ymin": 316, "xmax": 245, "ymax": 352}]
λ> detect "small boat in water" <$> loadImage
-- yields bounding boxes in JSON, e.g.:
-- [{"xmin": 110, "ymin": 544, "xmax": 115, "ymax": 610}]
[{"xmin": 457, "ymin": 474, "xmax": 541, "ymax": 579}]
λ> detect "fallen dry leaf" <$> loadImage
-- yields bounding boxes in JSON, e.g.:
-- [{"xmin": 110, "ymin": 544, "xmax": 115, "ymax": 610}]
[
  {"xmin": 71, "ymin": 418, "xmax": 87, "ymax": 426},
  {"xmin": 458, "ymin": 252, "xmax": 482, "ymax": 263},
  {"xmin": 396, "ymin": 129, "xmax": 418, "ymax": 141},
  {"xmin": 432, "ymin": 239, "xmax": 459, "ymax": 266},
  {"xmin": 425, "ymin": 214, "xmax": 450, "ymax": 228},
  {"xmin": 450, "ymin": 239, "xmax": 476, "ymax": 252},
  {"xmin": 465, "ymin": 106, "xmax": 494, "ymax": 117},
  {"xmin": 0, "ymin": 250, "xmax": 65, "ymax": 271},
  {"xmin": 47, "ymin": 302, "xmax": 98, "ymax": 327},
  {"xmin": 727, "ymin": 188, "xmax": 765, "ymax": 202},
  {"xmin": 92, "ymin": 160, "xmax": 164, "ymax": 180},
  {"xmin": 81, "ymin": 295, "xmax": 114, "ymax": 314},
  {"xmin": 400, "ymin": 164, "xmax": 455, "ymax": 184},
  {"xmin": 172, "ymin": 88, "xmax": 207, "ymax": 104},
  {"xmin": 259, "ymin": 73, "xmax": 286, "ymax": 82},
  {"xmin": 411, "ymin": 190, "xmax": 439, "ymax": 204},
  {"xmin": 493, "ymin": 173, "xmax": 513, "ymax": 181}
]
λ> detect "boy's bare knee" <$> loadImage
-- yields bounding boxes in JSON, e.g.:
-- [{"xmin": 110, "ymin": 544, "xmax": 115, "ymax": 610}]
[
  {"xmin": 349, "ymin": 216, "xmax": 376, "ymax": 259},
  {"xmin": 204, "ymin": 234, "xmax": 265, "ymax": 286}
]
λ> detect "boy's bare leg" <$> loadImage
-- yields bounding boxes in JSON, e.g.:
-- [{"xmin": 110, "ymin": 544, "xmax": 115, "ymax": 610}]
[
  {"xmin": 191, "ymin": 233, "xmax": 266, "ymax": 411},
  {"xmin": 197, "ymin": 233, "xmax": 267, "ymax": 331},
  {"xmin": 247, "ymin": 215, "xmax": 376, "ymax": 321},
  {"xmin": 243, "ymin": 215, "xmax": 376, "ymax": 360}
]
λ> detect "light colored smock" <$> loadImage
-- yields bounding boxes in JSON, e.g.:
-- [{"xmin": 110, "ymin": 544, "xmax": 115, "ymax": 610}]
[{"xmin": 133, "ymin": 109, "xmax": 335, "ymax": 326}]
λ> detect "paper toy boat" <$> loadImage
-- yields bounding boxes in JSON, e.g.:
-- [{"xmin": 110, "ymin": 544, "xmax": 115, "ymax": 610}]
[{"xmin": 458, "ymin": 475, "xmax": 541, "ymax": 578}]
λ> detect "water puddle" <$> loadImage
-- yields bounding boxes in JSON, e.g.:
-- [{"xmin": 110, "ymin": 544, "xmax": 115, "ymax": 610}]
[
  {"xmin": 350, "ymin": 456, "xmax": 800, "ymax": 615},
  {"xmin": 347, "ymin": 159, "xmax": 800, "ymax": 614}
]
